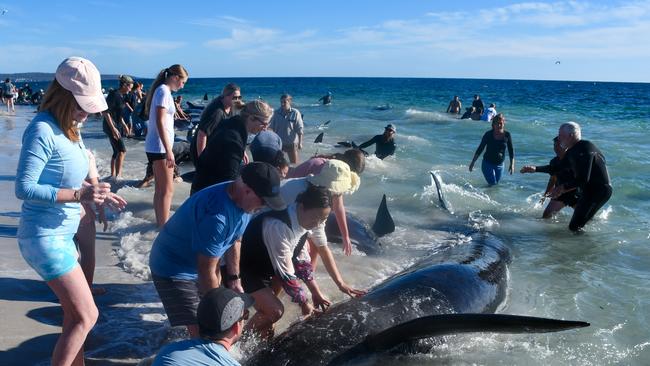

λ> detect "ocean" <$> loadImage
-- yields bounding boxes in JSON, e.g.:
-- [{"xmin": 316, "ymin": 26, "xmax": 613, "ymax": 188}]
[{"xmin": 8, "ymin": 76, "xmax": 650, "ymax": 365}]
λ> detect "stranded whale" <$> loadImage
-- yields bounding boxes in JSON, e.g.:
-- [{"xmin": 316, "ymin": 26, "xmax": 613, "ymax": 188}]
[{"xmin": 244, "ymin": 232, "xmax": 588, "ymax": 365}]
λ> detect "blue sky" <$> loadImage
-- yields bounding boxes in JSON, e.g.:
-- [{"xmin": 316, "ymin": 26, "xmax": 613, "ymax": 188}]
[{"xmin": 1, "ymin": 0, "xmax": 649, "ymax": 82}]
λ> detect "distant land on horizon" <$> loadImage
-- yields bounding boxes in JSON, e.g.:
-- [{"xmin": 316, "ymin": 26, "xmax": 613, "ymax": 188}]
[
  {"xmin": 0, "ymin": 72, "xmax": 647, "ymax": 85},
  {"xmin": 0, "ymin": 73, "xmax": 124, "ymax": 82}
]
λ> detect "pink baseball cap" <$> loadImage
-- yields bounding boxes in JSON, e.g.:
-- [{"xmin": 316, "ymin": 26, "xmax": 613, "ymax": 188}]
[{"xmin": 55, "ymin": 57, "xmax": 108, "ymax": 113}]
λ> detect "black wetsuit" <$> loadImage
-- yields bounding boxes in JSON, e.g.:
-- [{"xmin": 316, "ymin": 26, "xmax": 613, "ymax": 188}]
[
  {"xmin": 358, "ymin": 135, "xmax": 396, "ymax": 159},
  {"xmin": 191, "ymin": 116, "xmax": 247, "ymax": 195},
  {"xmin": 535, "ymin": 157, "xmax": 579, "ymax": 207},
  {"xmin": 563, "ymin": 140, "xmax": 612, "ymax": 231},
  {"xmin": 475, "ymin": 131, "xmax": 514, "ymax": 165}
]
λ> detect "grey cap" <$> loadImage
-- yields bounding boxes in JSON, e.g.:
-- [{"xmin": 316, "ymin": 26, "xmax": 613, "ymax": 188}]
[{"xmin": 197, "ymin": 287, "xmax": 255, "ymax": 335}]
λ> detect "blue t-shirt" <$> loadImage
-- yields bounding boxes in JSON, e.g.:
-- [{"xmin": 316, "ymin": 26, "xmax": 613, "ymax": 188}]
[
  {"xmin": 149, "ymin": 182, "xmax": 251, "ymax": 280},
  {"xmin": 15, "ymin": 112, "xmax": 89, "ymax": 238},
  {"xmin": 152, "ymin": 339, "xmax": 240, "ymax": 366}
]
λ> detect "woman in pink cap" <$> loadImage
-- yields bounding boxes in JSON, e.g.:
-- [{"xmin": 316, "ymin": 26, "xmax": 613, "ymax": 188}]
[
  {"xmin": 143, "ymin": 64, "xmax": 189, "ymax": 227},
  {"xmin": 15, "ymin": 57, "xmax": 126, "ymax": 365}
]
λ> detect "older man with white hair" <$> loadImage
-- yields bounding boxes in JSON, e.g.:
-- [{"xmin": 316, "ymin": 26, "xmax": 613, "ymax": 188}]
[{"xmin": 553, "ymin": 122, "xmax": 612, "ymax": 231}]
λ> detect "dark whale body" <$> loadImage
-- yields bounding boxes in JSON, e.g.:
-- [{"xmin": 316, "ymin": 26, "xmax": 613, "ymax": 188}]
[{"xmin": 245, "ymin": 233, "xmax": 587, "ymax": 365}]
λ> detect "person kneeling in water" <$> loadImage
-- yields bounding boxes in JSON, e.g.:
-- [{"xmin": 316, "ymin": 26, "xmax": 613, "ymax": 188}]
[{"xmin": 238, "ymin": 185, "xmax": 332, "ymax": 339}]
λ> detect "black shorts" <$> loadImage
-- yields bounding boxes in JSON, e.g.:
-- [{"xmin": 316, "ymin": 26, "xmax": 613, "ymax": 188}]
[
  {"xmin": 146, "ymin": 152, "xmax": 167, "ymax": 163},
  {"xmin": 106, "ymin": 131, "xmax": 127, "ymax": 153},
  {"xmin": 239, "ymin": 238, "xmax": 275, "ymax": 294},
  {"xmin": 152, "ymin": 275, "xmax": 200, "ymax": 327}
]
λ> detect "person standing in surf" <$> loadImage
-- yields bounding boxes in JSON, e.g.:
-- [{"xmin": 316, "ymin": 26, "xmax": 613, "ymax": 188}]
[
  {"xmin": 469, "ymin": 113, "xmax": 515, "ymax": 185},
  {"xmin": 143, "ymin": 64, "xmax": 189, "ymax": 227},
  {"xmin": 446, "ymin": 96, "xmax": 462, "ymax": 114},
  {"xmin": 269, "ymin": 93, "xmax": 304, "ymax": 165},
  {"xmin": 552, "ymin": 122, "xmax": 612, "ymax": 231},
  {"xmin": 101, "ymin": 75, "xmax": 134, "ymax": 179}
]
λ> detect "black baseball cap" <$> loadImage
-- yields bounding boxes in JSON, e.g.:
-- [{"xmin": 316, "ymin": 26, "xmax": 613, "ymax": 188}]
[
  {"xmin": 197, "ymin": 287, "xmax": 255, "ymax": 335},
  {"xmin": 240, "ymin": 162, "xmax": 286, "ymax": 210}
]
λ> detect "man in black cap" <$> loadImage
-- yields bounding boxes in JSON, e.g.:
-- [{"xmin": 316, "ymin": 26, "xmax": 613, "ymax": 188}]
[
  {"xmin": 149, "ymin": 162, "xmax": 285, "ymax": 338},
  {"xmin": 358, "ymin": 124, "xmax": 397, "ymax": 160},
  {"xmin": 153, "ymin": 287, "xmax": 254, "ymax": 366}
]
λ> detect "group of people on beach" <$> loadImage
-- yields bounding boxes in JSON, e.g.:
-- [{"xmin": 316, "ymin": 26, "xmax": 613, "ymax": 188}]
[{"xmin": 14, "ymin": 56, "xmax": 612, "ymax": 366}]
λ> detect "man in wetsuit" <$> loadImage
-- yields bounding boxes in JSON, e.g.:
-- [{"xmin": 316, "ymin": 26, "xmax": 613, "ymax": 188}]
[
  {"xmin": 552, "ymin": 122, "xmax": 612, "ymax": 232},
  {"xmin": 358, "ymin": 124, "xmax": 397, "ymax": 160}
]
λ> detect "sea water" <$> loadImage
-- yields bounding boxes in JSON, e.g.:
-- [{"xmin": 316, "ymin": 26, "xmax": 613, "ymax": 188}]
[{"xmin": 8, "ymin": 77, "xmax": 650, "ymax": 365}]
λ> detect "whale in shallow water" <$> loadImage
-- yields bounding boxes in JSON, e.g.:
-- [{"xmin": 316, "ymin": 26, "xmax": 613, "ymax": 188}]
[
  {"xmin": 324, "ymin": 194, "xmax": 394, "ymax": 255},
  {"xmin": 244, "ymin": 232, "xmax": 589, "ymax": 365}
]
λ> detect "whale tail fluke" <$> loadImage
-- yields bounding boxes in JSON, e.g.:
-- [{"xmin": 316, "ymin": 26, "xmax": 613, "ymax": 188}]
[
  {"xmin": 429, "ymin": 171, "xmax": 449, "ymax": 211},
  {"xmin": 329, "ymin": 314, "xmax": 589, "ymax": 365},
  {"xmin": 314, "ymin": 132, "xmax": 324, "ymax": 143},
  {"xmin": 372, "ymin": 194, "xmax": 395, "ymax": 237}
]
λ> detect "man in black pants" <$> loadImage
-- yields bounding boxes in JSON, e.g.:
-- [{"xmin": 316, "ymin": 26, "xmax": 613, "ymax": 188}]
[{"xmin": 553, "ymin": 122, "xmax": 612, "ymax": 232}]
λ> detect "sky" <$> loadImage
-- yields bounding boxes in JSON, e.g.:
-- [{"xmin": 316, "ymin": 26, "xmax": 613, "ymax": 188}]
[{"xmin": 1, "ymin": 0, "xmax": 649, "ymax": 82}]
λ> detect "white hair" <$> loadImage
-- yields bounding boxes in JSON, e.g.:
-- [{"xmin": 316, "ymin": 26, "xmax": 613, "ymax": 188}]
[{"xmin": 560, "ymin": 122, "xmax": 581, "ymax": 140}]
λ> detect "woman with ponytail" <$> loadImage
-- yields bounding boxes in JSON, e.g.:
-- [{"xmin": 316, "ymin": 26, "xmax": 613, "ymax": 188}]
[{"xmin": 144, "ymin": 64, "xmax": 189, "ymax": 227}]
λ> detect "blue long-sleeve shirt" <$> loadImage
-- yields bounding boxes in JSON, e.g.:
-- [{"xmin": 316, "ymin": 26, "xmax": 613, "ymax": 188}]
[{"xmin": 15, "ymin": 112, "xmax": 89, "ymax": 238}]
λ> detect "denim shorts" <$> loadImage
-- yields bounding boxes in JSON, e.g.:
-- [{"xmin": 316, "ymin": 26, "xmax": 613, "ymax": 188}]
[{"xmin": 18, "ymin": 234, "xmax": 79, "ymax": 281}]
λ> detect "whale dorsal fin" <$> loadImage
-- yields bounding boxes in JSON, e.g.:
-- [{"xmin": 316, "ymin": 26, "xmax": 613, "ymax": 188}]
[{"xmin": 372, "ymin": 194, "xmax": 395, "ymax": 237}]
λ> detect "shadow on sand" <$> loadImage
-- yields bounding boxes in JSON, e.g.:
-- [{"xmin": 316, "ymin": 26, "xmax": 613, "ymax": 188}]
[{"xmin": 0, "ymin": 278, "xmax": 169, "ymax": 366}]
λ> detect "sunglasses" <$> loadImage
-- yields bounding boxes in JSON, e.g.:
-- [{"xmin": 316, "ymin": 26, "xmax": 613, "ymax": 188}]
[{"xmin": 254, "ymin": 116, "xmax": 269, "ymax": 127}]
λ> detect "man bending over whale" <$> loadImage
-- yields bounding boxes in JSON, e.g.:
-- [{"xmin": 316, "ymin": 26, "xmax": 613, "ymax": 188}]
[
  {"xmin": 552, "ymin": 122, "xmax": 612, "ymax": 231},
  {"xmin": 149, "ymin": 162, "xmax": 285, "ymax": 338}
]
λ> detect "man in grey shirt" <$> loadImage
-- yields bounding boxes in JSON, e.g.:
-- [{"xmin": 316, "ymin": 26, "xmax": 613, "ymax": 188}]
[{"xmin": 269, "ymin": 94, "xmax": 303, "ymax": 164}]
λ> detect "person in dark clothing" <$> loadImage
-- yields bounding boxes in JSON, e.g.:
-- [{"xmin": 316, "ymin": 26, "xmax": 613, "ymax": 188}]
[
  {"xmin": 469, "ymin": 113, "xmax": 515, "ymax": 185},
  {"xmin": 318, "ymin": 91, "xmax": 332, "ymax": 105},
  {"xmin": 552, "ymin": 122, "xmax": 612, "ymax": 232},
  {"xmin": 191, "ymin": 100, "xmax": 273, "ymax": 195},
  {"xmin": 460, "ymin": 107, "xmax": 475, "ymax": 120},
  {"xmin": 358, "ymin": 124, "xmax": 397, "ymax": 160},
  {"xmin": 101, "ymin": 75, "xmax": 134, "ymax": 179},
  {"xmin": 191, "ymin": 83, "xmax": 241, "ymax": 164},
  {"xmin": 521, "ymin": 137, "xmax": 579, "ymax": 218},
  {"xmin": 472, "ymin": 94, "xmax": 485, "ymax": 115}
]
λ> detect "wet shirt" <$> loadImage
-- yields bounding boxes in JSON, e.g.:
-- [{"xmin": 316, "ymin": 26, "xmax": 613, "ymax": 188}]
[
  {"xmin": 149, "ymin": 182, "xmax": 251, "ymax": 280},
  {"xmin": 152, "ymin": 338, "xmax": 240, "ymax": 366},
  {"xmin": 475, "ymin": 130, "xmax": 514, "ymax": 165},
  {"xmin": 191, "ymin": 116, "xmax": 248, "ymax": 194},
  {"xmin": 15, "ymin": 112, "xmax": 89, "ymax": 238},
  {"xmin": 358, "ymin": 135, "xmax": 396, "ymax": 159},
  {"xmin": 563, "ymin": 140, "xmax": 610, "ymax": 192},
  {"xmin": 472, "ymin": 99, "xmax": 485, "ymax": 114}
]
